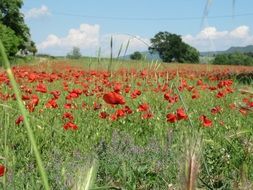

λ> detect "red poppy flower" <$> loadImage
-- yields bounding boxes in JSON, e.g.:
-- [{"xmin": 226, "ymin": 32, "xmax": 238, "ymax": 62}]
[
  {"xmin": 216, "ymin": 91, "xmax": 225, "ymax": 98},
  {"xmin": 64, "ymin": 103, "xmax": 72, "ymax": 109},
  {"xmin": 93, "ymin": 102, "xmax": 102, "ymax": 110},
  {"xmin": 22, "ymin": 94, "xmax": 30, "ymax": 100},
  {"xmin": 99, "ymin": 111, "xmax": 109, "ymax": 119},
  {"xmin": 15, "ymin": 115, "xmax": 24, "ymax": 125},
  {"xmin": 229, "ymin": 103, "xmax": 236, "ymax": 110},
  {"xmin": 197, "ymin": 79, "xmax": 203, "ymax": 86},
  {"xmin": 130, "ymin": 89, "xmax": 141, "ymax": 99},
  {"xmin": 110, "ymin": 114, "xmax": 118, "ymax": 121},
  {"xmin": 50, "ymin": 90, "xmax": 61, "ymax": 99},
  {"xmin": 218, "ymin": 79, "xmax": 233, "ymax": 88},
  {"xmin": 28, "ymin": 73, "xmax": 37, "ymax": 82},
  {"xmin": 176, "ymin": 108, "xmax": 188, "ymax": 120},
  {"xmin": 138, "ymin": 103, "xmax": 149, "ymax": 112},
  {"xmin": 103, "ymin": 92, "xmax": 125, "ymax": 105},
  {"xmin": 164, "ymin": 92, "xmax": 171, "ymax": 100},
  {"xmin": 200, "ymin": 115, "xmax": 212, "ymax": 127},
  {"xmin": 166, "ymin": 113, "xmax": 177, "ymax": 123},
  {"xmin": 45, "ymin": 99, "xmax": 58, "ymax": 108},
  {"xmin": 192, "ymin": 91, "xmax": 200, "ymax": 99},
  {"xmin": 72, "ymin": 88, "xmax": 82, "ymax": 95},
  {"xmin": 239, "ymin": 108, "xmax": 247, "ymax": 115},
  {"xmin": 124, "ymin": 86, "xmax": 131, "ymax": 93},
  {"xmin": 116, "ymin": 109, "xmax": 125, "ymax": 117},
  {"xmin": 66, "ymin": 92, "xmax": 78, "ymax": 100},
  {"xmin": 62, "ymin": 112, "xmax": 74, "ymax": 120},
  {"xmin": 31, "ymin": 94, "xmax": 39, "ymax": 106},
  {"xmin": 0, "ymin": 164, "xmax": 6, "ymax": 177},
  {"xmin": 142, "ymin": 112, "xmax": 153, "ymax": 119},
  {"xmin": 211, "ymin": 106, "xmax": 222, "ymax": 114},
  {"xmin": 63, "ymin": 122, "xmax": 78, "ymax": 130},
  {"xmin": 123, "ymin": 106, "xmax": 133, "ymax": 114},
  {"xmin": 36, "ymin": 83, "xmax": 47, "ymax": 93},
  {"xmin": 113, "ymin": 83, "xmax": 122, "ymax": 93}
]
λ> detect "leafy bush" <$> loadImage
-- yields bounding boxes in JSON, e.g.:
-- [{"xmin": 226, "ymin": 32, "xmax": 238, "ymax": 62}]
[
  {"xmin": 130, "ymin": 51, "xmax": 143, "ymax": 60},
  {"xmin": 213, "ymin": 52, "xmax": 253, "ymax": 66}
]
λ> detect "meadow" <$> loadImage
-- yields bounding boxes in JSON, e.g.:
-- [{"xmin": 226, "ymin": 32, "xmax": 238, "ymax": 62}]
[{"xmin": 0, "ymin": 57, "xmax": 253, "ymax": 189}]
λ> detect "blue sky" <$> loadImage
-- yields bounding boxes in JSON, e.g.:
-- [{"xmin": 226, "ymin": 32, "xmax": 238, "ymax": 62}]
[{"xmin": 22, "ymin": 0, "xmax": 253, "ymax": 56}]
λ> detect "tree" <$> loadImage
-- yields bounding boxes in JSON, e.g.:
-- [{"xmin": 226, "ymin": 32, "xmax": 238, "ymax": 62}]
[
  {"xmin": 0, "ymin": 23, "xmax": 20, "ymax": 58},
  {"xmin": 149, "ymin": 31, "xmax": 199, "ymax": 63},
  {"xmin": 26, "ymin": 41, "xmax": 37, "ymax": 56},
  {"xmin": 67, "ymin": 47, "xmax": 82, "ymax": 59},
  {"xmin": 130, "ymin": 51, "xmax": 143, "ymax": 60},
  {"xmin": 0, "ymin": 0, "xmax": 34, "ymax": 56}
]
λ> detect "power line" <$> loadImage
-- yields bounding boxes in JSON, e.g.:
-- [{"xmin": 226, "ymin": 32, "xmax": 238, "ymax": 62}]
[
  {"xmin": 22, "ymin": 6, "xmax": 253, "ymax": 21},
  {"xmin": 51, "ymin": 11, "xmax": 253, "ymax": 21}
]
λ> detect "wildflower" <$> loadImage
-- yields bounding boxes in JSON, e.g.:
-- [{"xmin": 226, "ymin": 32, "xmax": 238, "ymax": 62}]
[
  {"xmin": 50, "ymin": 90, "xmax": 61, "ymax": 99},
  {"xmin": 113, "ymin": 83, "xmax": 122, "ymax": 93},
  {"xmin": 15, "ymin": 115, "xmax": 24, "ymax": 125},
  {"xmin": 62, "ymin": 112, "xmax": 74, "ymax": 120},
  {"xmin": 239, "ymin": 108, "xmax": 247, "ymax": 115},
  {"xmin": 36, "ymin": 83, "xmax": 47, "ymax": 93},
  {"xmin": 0, "ymin": 164, "xmax": 6, "ymax": 177},
  {"xmin": 176, "ymin": 108, "xmax": 188, "ymax": 120},
  {"xmin": 130, "ymin": 89, "xmax": 141, "ymax": 99},
  {"xmin": 142, "ymin": 112, "xmax": 153, "ymax": 119},
  {"xmin": 63, "ymin": 122, "xmax": 78, "ymax": 130},
  {"xmin": 45, "ymin": 99, "xmax": 58, "ymax": 108},
  {"xmin": 123, "ymin": 106, "xmax": 133, "ymax": 114},
  {"xmin": 166, "ymin": 113, "xmax": 177, "ymax": 123},
  {"xmin": 138, "ymin": 103, "xmax": 149, "ymax": 112},
  {"xmin": 103, "ymin": 92, "xmax": 125, "ymax": 105},
  {"xmin": 216, "ymin": 91, "xmax": 225, "ymax": 98},
  {"xmin": 211, "ymin": 106, "xmax": 222, "ymax": 114},
  {"xmin": 200, "ymin": 115, "xmax": 212, "ymax": 127},
  {"xmin": 99, "ymin": 111, "xmax": 109, "ymax": 119},
  {"xmin": 93, "ymin": 102, "xmax": 102, "ymax": 110}
]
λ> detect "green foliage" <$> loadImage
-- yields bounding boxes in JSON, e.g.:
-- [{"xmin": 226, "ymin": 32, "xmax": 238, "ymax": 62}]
[
  {"xmin": 183, "ymin": 44, "xmax": 200, "ymax": 63},
  {"xmin": 149, "ymin": 31, "xmax": 199, "ymax": 63},
  {"xmin": 0, "ymin": 0, "xmax": 36, "ymax": 57},
  {"xmin": 0, "ymin": 0, "xmax": 30, "ymax": 49},
  {"xmin": 0, "ymin": 23, "xmax": 20, "ymax": 60},
  {"xmin": 213, "ymin": 52, "xmax": 253, "ymax": 66},
  {"xmin": 130, "ymin": 51, "xmax": 143, "ymax": 60},
  {"xmin": 67, "ymin": 47, "xmax": 82, "ymax": 59}
]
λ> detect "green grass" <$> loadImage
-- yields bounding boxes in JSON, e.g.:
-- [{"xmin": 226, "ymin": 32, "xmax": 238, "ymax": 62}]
[{"xmin": 0, "ymin": 56, "xmax": 253, "ymax": 189}]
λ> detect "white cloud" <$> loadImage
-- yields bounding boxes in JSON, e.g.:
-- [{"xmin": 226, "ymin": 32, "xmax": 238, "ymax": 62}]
[
  {"xmin": 38, "ymin": 23, "xmax": 150, "ymax": 56},
  {"xmin": 39, "ymin": 35, "xmax": 61, "ymax": 49},
  {"xmin": 25, "ymin": 5, "xmax": 50, "ymax": 19},
  {"xmin": 183, "ymin": 25, "xmax": 253, "ymax": 52},
  {"xmin": 38, "ymin": 24, "xmax": 100, "ymax": 55},
  {"xmin": 197, "ymin": 27, "xmax": 228, "ymax": 40},
  {"xmin": 229, "ymin": 25, "xmax": 250, "ymax": 38}
]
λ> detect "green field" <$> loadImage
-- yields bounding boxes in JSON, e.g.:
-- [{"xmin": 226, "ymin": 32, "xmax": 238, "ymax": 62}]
[{"xmin": 0, "ymin": 57, "xmax": 252, "ymax": 189}]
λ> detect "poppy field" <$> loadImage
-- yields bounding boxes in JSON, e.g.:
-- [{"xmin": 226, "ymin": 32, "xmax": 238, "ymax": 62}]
[{"xmin": 0, "ymin": 59, "xmax": 253, "ymax": 189}]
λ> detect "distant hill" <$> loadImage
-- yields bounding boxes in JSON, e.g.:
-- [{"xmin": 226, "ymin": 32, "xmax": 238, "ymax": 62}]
[{"xmin": 200, "ymin": 45, "xmax": 253, "ymax": 56}]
